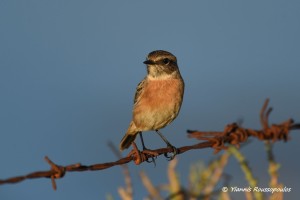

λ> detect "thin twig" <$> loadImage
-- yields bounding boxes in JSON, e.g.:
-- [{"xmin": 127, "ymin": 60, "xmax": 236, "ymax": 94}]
[{"xmin": 108, "ymin": 142, "xmax": 133, "ymax": 200}]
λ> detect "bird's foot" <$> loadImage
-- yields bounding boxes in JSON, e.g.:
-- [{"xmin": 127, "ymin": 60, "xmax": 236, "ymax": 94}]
[
  {"xmin": 164, "ymin": 145, "xmax": 179, "ymax": 161},
  {"xmin": 128, "ymin": 144, "xmax": 158, "ymax": 166},
  {"xmin": 142, "ymin": 148, "xmax": 158, "ymax": 166}
]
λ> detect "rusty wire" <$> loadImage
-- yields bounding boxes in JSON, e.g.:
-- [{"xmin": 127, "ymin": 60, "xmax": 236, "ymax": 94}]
[
  {"xmin": 0, "ymin": 99, "xmax": 299, "ymax": 190},
  {"xmin": 187, "ymin": 99, "xmax": 299, "ymax": 153}
]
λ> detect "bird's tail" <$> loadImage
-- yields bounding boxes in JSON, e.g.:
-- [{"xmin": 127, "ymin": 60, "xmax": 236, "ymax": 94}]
[{"xmin": 119, "ymin": 132, "xmax": 138, "ymax": 151}]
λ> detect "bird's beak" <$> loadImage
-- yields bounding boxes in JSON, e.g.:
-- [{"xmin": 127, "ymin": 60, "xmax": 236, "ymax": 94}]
[{"xmin": 143, "ymin": 60, "xmax": 155, "ymax": 65}]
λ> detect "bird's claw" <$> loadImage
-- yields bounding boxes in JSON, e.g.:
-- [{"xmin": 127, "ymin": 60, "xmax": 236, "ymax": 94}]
[
  {"xmin": 142, "ymin": 149, "xmax": 158, "ymax": 166},
  {"xmin": 146, "ymin": 156, "xmax": 157, "ymax": 165},
  {"xmin": 164, "ymin": 145, "xmax": 179, "ymax": 161}
]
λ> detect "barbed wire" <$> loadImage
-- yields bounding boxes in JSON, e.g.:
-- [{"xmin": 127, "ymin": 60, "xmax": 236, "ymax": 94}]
[{"xmin": 0, "ymin": 99, "xmax": 299, "ymax": 190}]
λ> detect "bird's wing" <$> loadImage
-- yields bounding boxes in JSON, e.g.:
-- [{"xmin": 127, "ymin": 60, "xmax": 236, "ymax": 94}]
[{"xmin": 133, "ymin": 78, "xmax": 146, "ymax": 105}]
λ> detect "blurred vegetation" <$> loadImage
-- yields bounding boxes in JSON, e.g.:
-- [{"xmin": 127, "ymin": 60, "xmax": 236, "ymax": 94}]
[{"xmin": 108, "ymin": 142, "xmax": 285, "ymax": 200}]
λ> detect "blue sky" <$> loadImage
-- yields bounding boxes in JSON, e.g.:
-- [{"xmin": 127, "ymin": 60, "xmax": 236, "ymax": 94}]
[{"xmin": 1, "ymin": 1, "xmax": 299, "ymax": 199}]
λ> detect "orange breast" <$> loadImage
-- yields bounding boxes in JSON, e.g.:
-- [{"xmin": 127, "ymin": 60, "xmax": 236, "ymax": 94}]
[{"xmin": 132, "ymin": 79, "xmax": 184, "ymax": 130}]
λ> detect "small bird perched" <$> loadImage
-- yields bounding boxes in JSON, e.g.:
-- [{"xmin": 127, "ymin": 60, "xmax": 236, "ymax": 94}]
[{"xmin": 119, "ymin": 50, "xmax": 184, "ymax": 160}]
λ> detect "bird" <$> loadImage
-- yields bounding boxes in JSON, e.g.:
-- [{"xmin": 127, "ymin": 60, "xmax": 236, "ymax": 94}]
[{"xmin": 119, "ymin": 50, "xmax": 184, "ymax": 160}]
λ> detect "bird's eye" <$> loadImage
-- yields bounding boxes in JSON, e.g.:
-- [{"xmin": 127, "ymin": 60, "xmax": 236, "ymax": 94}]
[{"xmin": 162, "ymin": 58, "xmax": 170, "ymax": 65}]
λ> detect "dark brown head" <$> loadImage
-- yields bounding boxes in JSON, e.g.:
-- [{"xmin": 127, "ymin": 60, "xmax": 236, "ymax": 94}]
[{"xmin": 143, "ymin": 50, "xmax": 181, "ymax": 79}]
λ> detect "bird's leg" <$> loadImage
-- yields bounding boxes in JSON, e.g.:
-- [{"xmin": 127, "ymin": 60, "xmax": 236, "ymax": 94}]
[
  {"xmin": 155, "ymin": 130, "xmax": 178, "ymax": 160},
  {"xmin": 139, "ymin": 132, "xmax": 157, "ymax": 165},
  {"xmin": 139, "ymin": 132, "xmax": 147, "ymax": 150}
]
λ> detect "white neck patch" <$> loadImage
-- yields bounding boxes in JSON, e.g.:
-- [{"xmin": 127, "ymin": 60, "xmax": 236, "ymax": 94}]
[{"xmin": 147, "ymin": 73, "xmax": 176, "ymax": 80}]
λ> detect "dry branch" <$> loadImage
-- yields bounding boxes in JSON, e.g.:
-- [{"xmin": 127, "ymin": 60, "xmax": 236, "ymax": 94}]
[{"xmin": 0, "ymin": 99, "xmax": 299, "ymax": 190}]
